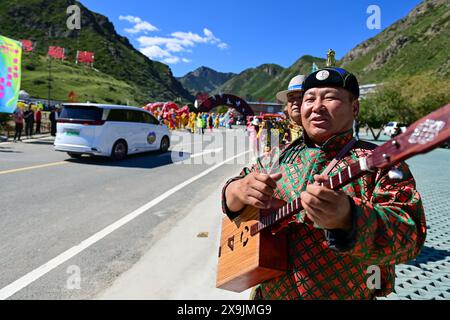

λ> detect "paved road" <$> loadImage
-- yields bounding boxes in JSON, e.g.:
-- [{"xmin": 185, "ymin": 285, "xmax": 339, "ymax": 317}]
[
  {"xmin": 1, "ymin": 130, "xmax": 449, "ymax": 300},
  {"xmin": 0, "ymin": 129, "xmax": 252, "ymax": 299},
  {"xmin": 380, "ymin": 144, "xmax": 450, "ymax": 300},
  {"xmin": 358, "ymin": 132, "xmax": 450, "ymax": 299}
]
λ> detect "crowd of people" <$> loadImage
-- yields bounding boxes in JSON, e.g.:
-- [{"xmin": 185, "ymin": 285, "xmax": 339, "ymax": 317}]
[
  {"xmin": 150, "ymin": 109, "xmax": 235, "ymax": 134},
  {"xmin": 10, "ymin": 102, "xmax": 60, "ymax": 142},
  {"xmin": 149, "ymin": 105, "xmax": 298, "ymax": 160},
  {"xmin": 151, "ymin": 107, "xmax": 296, "ymax": 159}
]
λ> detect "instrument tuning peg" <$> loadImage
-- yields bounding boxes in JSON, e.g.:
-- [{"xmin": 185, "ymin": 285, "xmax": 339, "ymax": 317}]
[{"xmin": 388, "ymin": 168, "xmax": 403, "ymax": 180}]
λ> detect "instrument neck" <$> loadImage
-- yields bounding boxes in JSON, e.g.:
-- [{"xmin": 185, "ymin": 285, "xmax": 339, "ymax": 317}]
[{"xmin": 251, "ymin": 161, "xmax": 366, "ymax": 235}]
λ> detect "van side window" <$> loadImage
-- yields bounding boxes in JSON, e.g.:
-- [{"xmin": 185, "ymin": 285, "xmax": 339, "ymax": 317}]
[
  {"xmin": 128, "ymin": 110, "xmax": 145, "ymax": 123},
  {"xmin": 143, "ymin": 112, "xmax": 159, "ymax": 125},
  {"xmin": 107, "ymin": 109, "xmax": 128, "ymax": 122}
]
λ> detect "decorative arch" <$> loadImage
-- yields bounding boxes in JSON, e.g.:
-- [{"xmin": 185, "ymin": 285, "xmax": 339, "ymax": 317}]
[{"xmin": 197, "ymin": 94, "xmax": 254, "ymax": 117}]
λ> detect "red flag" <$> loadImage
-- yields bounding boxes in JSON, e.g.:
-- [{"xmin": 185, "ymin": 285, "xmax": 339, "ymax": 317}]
[
  {"xmin": 76, "ymin": 51, "xmax": 94, "ymax": 66},
  {"xmin": 20, "ymin": 40, "xmax": 33, "ymax": 52},
  {"xmin": 48, "ymin": 46, "xmax": 65, "ymax": 60}
]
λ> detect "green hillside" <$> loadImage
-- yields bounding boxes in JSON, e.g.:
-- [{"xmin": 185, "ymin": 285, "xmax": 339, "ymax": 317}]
[
  {"xmin": 340, "ymin": 0, "xmax": 450, "ymax": 83},
  {"xmin": 212, "ymin": 64, "xmax": 285, "ymax": 101},
  {"xmin": 211, "ymin": 56, "xmax": 326, "ymax": 102},
  {"xmin": 254, "ymin": 55, "xmax": 326, "ymax": 101},
  {"xmin": 22, "ymin": 53, "xmax": 141, "ymax": 105},
  {"xmin": 0, "ymin": 0, "xmax": 193, "ymax": 104}
]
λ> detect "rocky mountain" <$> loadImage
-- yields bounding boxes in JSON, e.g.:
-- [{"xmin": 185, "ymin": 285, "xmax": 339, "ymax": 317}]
[
  {"xmin": 177, "ymin": 66, "xmax": 236, "ymax": 96},
  {"xmin": 0, "ymin": 0, "xmax": 193, "ymax": 104},
  {"xmin": 211, "ymin": 64, "xmax": 285, "ymax": 101},
  {"xmin": 210, "ymin": 56, "xmax": 326, "ymax": 101},
  {"xmin": 182, "ymin": 0, "xmax": 449, "ymax": 102},
  {"xmin": 252, "ymin": 55, "xmax": 326, "ymax": 101},
  {"xmin": 340, "ymin": 0, "xmax": 450, "ymax": 83}
]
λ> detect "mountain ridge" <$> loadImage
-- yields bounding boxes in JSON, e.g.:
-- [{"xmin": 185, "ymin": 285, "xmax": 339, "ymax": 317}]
[
  {"xmin": 0, "ymin": 0, "xmax": 194, "ymax": 104},
  {"xmin": 340, "ymin": 0, "xmax": 450, "ymax": 83},
  {"xmin": 181, "ymin": 0, "xmax": 449, "ymax": 102},
  {"xmin": 177, "ymin": 66, "xmax": 236, "ymax": 96}
]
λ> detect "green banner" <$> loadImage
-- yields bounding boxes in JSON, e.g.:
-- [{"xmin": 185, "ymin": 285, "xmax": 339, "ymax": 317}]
[{"xmin": 0, "ymin": 35, "xmax": 22, "ymax": 114}]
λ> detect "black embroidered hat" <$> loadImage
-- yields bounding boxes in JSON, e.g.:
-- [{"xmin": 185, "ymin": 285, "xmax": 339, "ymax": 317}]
[{"xmin": 302, "ymin": 67, "xmax": 360, "ymax": 98}]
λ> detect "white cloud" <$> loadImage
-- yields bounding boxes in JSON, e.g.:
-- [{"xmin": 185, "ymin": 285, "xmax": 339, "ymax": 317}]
[
  {"xmin": 163, "ymin": 57, "xmax": 181, "ymax": 64},
  {"xmin": 218, "ymin": 42, "xmax": 228, "ymax": 50},
  {"xmin": 137, "ymin": 36, "xmax": 192, "ymax": 49},
  {"xmin": 203, "ymin": 28, "xmax": 220, "ymax": 43},
  {"xmin": 119, "ymin": 15, "xmax": 140, "ymax": 24},
  {"xmin": 139, "ymin": 46, "xmax": 191, "ymax": 65},
  {"xmin": 170, "ymin": 28, "xmax": 223, "ymax": 47},
  {"xmin": 166, "ymin": 42, "xmax": 185, "ymax": 53},
  {"xmin": 140, "ymin": 45, "xmax": 172, "ymax": 59},
  {"xmin": 130, "ymin": 24, "xmax": 227, "ymax": 64},
  {"xmin": 119, "ymin": 15, "xmax": 158, "ymax": 34}
]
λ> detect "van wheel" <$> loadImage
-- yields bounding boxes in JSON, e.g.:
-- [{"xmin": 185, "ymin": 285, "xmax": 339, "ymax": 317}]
[
  {"xmin": 111, "ymin": 140, "xmax": 128, "ymax": 161},
  {"xmin": 67, "ymin": 152, "xmax": 82, "ymax": 159},
  {"xmin": 160, "ymin": 136, "xmax": 170, "ymax": 153}
]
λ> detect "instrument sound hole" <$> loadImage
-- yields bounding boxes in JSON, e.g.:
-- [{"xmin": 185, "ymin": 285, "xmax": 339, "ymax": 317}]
[
  {"xmin": 240, "ymin": 226, "xmax": 250, "ymax": 247},
  {"xmin": 227, "ymin": 237, "xmax": 234, "ymax": 251}
]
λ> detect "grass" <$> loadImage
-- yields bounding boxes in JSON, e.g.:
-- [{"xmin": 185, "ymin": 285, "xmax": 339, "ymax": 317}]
[{"xmin": 21, "ymin": 54, "xmax": 143, "ymax": 106}]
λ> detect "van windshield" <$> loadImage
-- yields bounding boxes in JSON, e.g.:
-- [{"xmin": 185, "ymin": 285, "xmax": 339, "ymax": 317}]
[{"xmin": 60, "ymin": 105, "xmax": 103, "ymax": 121}]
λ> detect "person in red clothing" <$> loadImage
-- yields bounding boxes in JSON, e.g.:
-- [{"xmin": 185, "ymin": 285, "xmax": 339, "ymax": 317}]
[{"xmin": 221, "ymin": 67, "xmax": 426, "ymax": 300}]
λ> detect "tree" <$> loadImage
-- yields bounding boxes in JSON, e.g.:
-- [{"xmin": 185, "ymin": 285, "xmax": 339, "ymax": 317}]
[
  {"xmin": 359, "ymin": 87, "xmax": 402, "ymax": 140},
  {"xmin": 358, "ymin": 73, "xmax": 450, "ymax": 140},
  {"xmin": 415, "ymin": 92, "xmax": 450, "ymax": 118},
  {"xmin": 394, "ymin": 73, "xmax": 450, "ymax": 121}
]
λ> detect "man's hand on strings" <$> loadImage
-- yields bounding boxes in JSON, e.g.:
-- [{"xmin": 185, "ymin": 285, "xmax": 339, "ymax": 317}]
[
  {"xmin": 300, "ymin": 174, "xmax": 353, "ymax": 232},
  {"xmin": 226, "ymin": 172, "xmax": 285, "ymax": 212}
]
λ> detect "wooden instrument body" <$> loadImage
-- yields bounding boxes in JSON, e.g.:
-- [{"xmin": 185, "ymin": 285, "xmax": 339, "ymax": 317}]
[{"xmin": 216, "ymin": 206, "xmax": 287, "ymax": 292}]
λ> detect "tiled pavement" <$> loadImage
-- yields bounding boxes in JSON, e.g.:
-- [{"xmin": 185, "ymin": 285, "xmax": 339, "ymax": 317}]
[{"xmin": 361, "ymin": 133, "xmax": 450, "ymax": 300}]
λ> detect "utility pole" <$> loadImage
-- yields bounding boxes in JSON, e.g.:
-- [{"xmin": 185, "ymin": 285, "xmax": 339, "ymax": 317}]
[
  {"xmin": 48, "ymin": 53, "xmax": 52, "ymax": 109},
  {"xmin": 47, "ymin": 27, "xmax": 52, "ymax": 109}
]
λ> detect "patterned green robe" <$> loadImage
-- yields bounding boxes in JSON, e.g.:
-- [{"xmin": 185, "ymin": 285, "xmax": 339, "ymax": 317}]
[{"xmin": 221, "ymin": 130, "xmax": 426, "ymax": 299}]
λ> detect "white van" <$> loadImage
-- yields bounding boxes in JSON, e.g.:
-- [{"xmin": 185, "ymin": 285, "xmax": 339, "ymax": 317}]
[
  {"xmin": 383, "ymin": 122, "xmax": 407, "ymax": 137},
  {"xmin": 54, "ymin": 103, "xmax": 171, "ymax": 160}
]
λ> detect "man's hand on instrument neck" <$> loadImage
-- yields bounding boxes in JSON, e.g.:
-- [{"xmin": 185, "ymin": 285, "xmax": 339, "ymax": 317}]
[
  {"xmin": 300, "ymin": 174, "xmax": 353, "ymax": 233},
  {"xmin": 225, "ymin": 172, "xmax": 285, "ymax": 213}
]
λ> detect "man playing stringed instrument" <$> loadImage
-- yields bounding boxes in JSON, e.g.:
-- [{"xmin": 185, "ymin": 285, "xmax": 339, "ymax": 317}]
[{"xmin": 221, "ymin": 67, "xmax": 427, "ymax": 300}]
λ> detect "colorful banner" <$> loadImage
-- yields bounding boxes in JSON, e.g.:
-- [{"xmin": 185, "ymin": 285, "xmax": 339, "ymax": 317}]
[{"xmin": 0, "ymin": 35, "xmax": 22, "ymax": 114}]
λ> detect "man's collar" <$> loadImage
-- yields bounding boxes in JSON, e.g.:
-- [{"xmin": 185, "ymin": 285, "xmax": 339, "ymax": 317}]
[{"xmin": 303, "ymin": 129, "xmax": 355, "ymax": 155}]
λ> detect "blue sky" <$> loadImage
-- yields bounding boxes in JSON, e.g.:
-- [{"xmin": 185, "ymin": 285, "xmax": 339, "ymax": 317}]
[{"xmin": 79, "ymin": 0, "xmax": 423, "ymax": 77}]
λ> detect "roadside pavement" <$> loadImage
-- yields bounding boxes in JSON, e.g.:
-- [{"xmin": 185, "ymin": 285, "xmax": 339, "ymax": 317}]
[
  {"xmin": 97, "ymin": 176, "xmax": 252, "ymax": 300},
  {"xmin": 97, "ymin": 137, "xmax": 450, "ymax": 300},
  {"xmin": 0, "ymin": 133, "xmax": 52, "ymax": 144}
]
